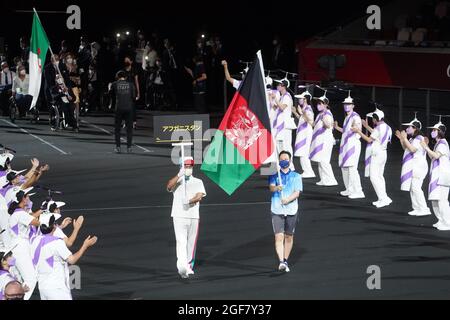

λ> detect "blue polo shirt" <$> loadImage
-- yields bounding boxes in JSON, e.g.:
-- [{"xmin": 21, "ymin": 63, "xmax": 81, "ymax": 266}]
[{"xmin": 269, "ymin": 170, "xmax": 302, "ymax": 216}]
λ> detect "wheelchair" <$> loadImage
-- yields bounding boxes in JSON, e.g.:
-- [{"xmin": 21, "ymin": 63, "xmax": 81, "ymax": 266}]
[{"xmin": 8, "ymin": 95, "xmax": 39, "ymax": 124}]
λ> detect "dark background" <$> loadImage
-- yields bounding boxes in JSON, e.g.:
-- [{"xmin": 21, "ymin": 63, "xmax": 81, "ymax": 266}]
[{"xmin": 1, "ymin": 0, "xmax": 394, "ymax": 66}]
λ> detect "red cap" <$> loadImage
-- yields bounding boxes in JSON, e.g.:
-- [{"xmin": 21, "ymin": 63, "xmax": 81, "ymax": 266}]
[{"xmin": 184, "ymin": 158, "xmax": 194, "ymax": 166}]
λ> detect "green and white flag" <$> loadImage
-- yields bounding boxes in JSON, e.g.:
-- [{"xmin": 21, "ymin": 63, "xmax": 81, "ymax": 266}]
[{"xmin": 29, "ymin": 10, "xmax": 50, "ymax": 108}]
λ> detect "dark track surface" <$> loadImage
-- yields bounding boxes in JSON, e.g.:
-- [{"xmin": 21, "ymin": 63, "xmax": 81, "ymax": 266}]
[{"xmin": 2, "ymin": 110, "xmax": 450, "ymax": 300}]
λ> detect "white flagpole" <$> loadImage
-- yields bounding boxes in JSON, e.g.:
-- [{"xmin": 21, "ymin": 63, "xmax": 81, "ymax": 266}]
[
  {"xmin": 256, "ymin": 51, "xmax": 284, "ymax": 203},
  {"xmin": 172, "ymin": 142, "xmax": 193, "ymax": 199}
]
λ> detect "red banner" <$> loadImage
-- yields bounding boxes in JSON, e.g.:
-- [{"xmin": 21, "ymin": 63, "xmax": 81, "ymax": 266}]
[{"xmin": 298, "ymin": 41, "xmax": 450, "ymax": 90}]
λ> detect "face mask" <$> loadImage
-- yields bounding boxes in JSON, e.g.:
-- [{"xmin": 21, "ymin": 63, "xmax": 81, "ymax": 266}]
[
  {"xmin": 431, "ymin": 131, "xmax": 438, "ymax": 139},
  {"xmin": 406, "ymin": 127, "xmax": 415, "ymax": 136},
  {"xmin": 272, "ymin": 40, "xmax": 278, "ymax": 45},
  {"xmin": 279, "ymin": 160, "xmax": 290, "ymax": 169},
  {"xmin": 344, "ymin": 105, "xmax": 352, "ymax": 113},
  {"xmin": 317, "ymin": 104, "xmax": 325, "ymax": 112},
  {"xmin": 7, "ymin": 257, "xmax": 16, "ymax": 267},
  {"xmin": 185, "ymin": 168, "xmax": 193, "ymax": 177},
  {"xmin": 19, "ymin": 70, "xmax": 26, "ymax": 76},
  {"xmin": 66, "ymin": 58, "xmax": 73, "ymax": 64},
  {"xmin": 3, "ymin": 68, "xmax": 9, "ymax": 73},
  {"xmin": 124, "ymin": 61, "xmax": 131, "ymax": 66}
]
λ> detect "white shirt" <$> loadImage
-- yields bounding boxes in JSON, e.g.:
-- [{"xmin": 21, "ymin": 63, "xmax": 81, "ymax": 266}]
[
  {"xmin": 12, "ymin": 75, "xmax": 29, "ymax": 95},
  {"xmin": 170, "ymin": 176, "xmax": 206, "ymax": 219},
  {"xmin": 9, "ymin": 208, "xmax": 34, "ymax": 241},
  {"xmin": 0, "ymin": 270, "xmax": 15, "ymax": 299},
  {"xmin": 276, "ymin": 91, "xmax": 293, "ymax": 128},
  {"xmin": 32, "ymin": 235, "xmax": 72, "ymax": 290},
  {"xmin": 232, "ymin": 79, "xmax": 241, "ymax": 90}
]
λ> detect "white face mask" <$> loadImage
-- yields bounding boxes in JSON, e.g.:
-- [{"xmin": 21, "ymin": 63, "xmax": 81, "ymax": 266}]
[
  {"xmin": 19, "ymin": 70, "xmax": 26, "ymax": 76},
  {"xmin": 66, "ymin": 58, "xmax": 73, "ymax": 64},
  {"xmin": 185, "ymin": 168, "xmax": 193, "ymax": 177},
  {"xmin": 3, "ymin": 68, "xmax": 9, "ymax": 73}
]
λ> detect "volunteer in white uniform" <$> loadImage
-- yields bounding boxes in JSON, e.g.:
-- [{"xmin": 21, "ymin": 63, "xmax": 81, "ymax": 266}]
[
  {"xmin": 420, "ymin": 121, "xmax": 450, "ymax": 230},
  {"xmin": 395, "ymin": 117, "xmax": 431, "ymax": 216},
  {"xmin": 0, "ymin": 151, "xmax": 15, "ymax": 249},
  {"xmin": 352, "ymin": 108, "xmax": 392, "ymax": 207},
  {"xmin": 32, "ymin": 213, "xmax": 97, "ymax": 300},
  {"xmin": 292, "ymin": 90, "xmax": 315, "ymax": 178},
  {"xmin": 166, "ymin": 157, "xmax": 206, "ymax": 279},
  {"xmin": 39, "ymin": 200, "xmax": 84, "ymax": 248},
  {"xmin": 310, "ymin": 93, "xmax": 338, "ymax": 186},
  {"xmin": 270, "ymin": 80, "xmax": 295, "ymax": 170},
  {"xmin": 334, "ymin": 92, "xmax": 365, "ymax": 199},
  {"xmin": 7, "ymin": 188, "xmax": 42, "ymax": 300}
]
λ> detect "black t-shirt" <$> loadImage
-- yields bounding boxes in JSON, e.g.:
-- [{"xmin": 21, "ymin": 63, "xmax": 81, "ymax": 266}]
[
  {"xmin": 110, "ymin": 79, "xmax": 136, "ymax": 111},
  {"xmin": 193, "ymin": 62, "xmax": 206, "ymax": 94}
]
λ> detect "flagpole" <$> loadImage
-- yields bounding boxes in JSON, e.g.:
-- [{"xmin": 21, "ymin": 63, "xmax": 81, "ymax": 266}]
[
  {"xmin": 33, "ymin": 8, "xmax": 70, "ymax": 97},
  {"xmin": 256, "ymin": 51, "xmax": 284, "ymax": 203}
]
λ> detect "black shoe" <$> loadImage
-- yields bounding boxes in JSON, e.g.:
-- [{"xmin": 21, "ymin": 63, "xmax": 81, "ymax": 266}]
[
  {"xmin": 127, "ymin": 147, "xmax": 133, "ymax": 154},
  {"xmin": 115, "ymin": 147, "xmax": 121, "ymax": 154}
]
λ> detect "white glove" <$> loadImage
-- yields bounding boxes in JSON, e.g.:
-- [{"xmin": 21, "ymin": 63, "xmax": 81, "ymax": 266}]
[{"xmin": 177, "ymin": 167, "xmax": 185, "ymax": 178}]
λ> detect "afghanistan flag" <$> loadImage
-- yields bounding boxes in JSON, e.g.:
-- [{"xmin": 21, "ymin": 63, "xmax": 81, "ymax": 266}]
[
  {"xmin": 29, "ymin": 10, "xmax": 50, "ymax": 108},
  {"xmin": 201, "ymin": 51, "xmax": 274, "ymax": 195}
]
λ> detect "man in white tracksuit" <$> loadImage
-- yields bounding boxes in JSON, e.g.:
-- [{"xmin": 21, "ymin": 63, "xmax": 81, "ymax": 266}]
[
  {"xmin": 31, "ymin": 213, "xmax": 97, "ymax": 300},
  {"xmin": 292, "ymin": 91, "xmax": 315, "ymax": 178},
  {"xmin": 352, "ymin": 108, "xmax": 393, "ymax": 208},
  {"xmin": 310, "ymin": 93, "xmax": 338, "ymax": 186},
  {"xmin": 421, "ymin": 121, "xmax": 450, "ymax": 231},
  {"xmin": 270, "ymin": 80, "xmax": 295, "ymax": 170},
  {"xmin": 395, "ymin": 117, "xmax": 431, "ymax": 216},
  {"xmin": 334, "ymin": 93, "xmax": 365, "ymax": 199},
  {"xmin": 167, "ymin": 157, "xmax": 206, "ymax": 279}
]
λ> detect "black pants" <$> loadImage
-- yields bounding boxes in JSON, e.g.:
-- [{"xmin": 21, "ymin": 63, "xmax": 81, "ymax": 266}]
[{"xmin": 115, "ymin": 109, "xmax": 133, "ymax": 148}]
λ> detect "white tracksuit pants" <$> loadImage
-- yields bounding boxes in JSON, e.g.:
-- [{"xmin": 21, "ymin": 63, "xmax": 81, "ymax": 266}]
[
  {"xmin": 410, "ymin": 178, "xmax": 430, "ymax": 213},
  {"xmin": 13, "ymin": 241, "xmax": 37, "ymax": 300},
  {"xmin": 341, "ymin": 166, "xmax": 363, "ymax": 195},
  {"xmin": 431, "ymin": 187, "xmax": 450, "ymax": 226},
  {"xmin": 173, "ymin": 217, "xmax": 199, "ymax": 273},
  {"xmin": 369, "ymin": 151, "xmax": 389, "ymax": 201},
  {"xmin": 299, "ymin": 156, "xmax": 315, "ymax": 177},
  {"xmin": 318, "ymin": 162, "xmax": 338, "ymax": 185}
]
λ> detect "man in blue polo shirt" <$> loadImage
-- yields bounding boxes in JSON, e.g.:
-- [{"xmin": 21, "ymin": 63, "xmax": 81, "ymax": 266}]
[{"xmin": 269, "ymin": 151, "xmax": 303, "ymax": 273}]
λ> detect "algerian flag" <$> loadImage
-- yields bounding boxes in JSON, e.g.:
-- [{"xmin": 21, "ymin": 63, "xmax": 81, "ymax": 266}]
[{"xmin": 29, "ymin": 10, "xmax": 50, "ymax": 108}]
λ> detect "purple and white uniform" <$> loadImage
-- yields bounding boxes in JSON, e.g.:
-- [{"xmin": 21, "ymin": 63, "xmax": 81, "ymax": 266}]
[
  {"xmin": 364, "ymin": 121, "xmax": 392, "ymax": 178},
  {"xmin": 0, "ymin": 270, "xmax": 15, "ymax": 300},
  {"xmin": 339, "ymin": 112, "xmax": 362, "ymax": 168},
  {"xmin": 294, "ymin": 104, "xmax": 314, "ymax": 158},
  {"xmin": 400, "ymin": 135, "xmax": 428, "ymax": 191},
  {"xmin": 31, "ymin": 234, "xmax": 72, "ymax": 300},
  {"xmin": 8, "ymin": 207, "xmax": 37, "ymax": 300},
  {"xmin": 428, "ymin": 139, "xmax": 450, "ymax": 200}
]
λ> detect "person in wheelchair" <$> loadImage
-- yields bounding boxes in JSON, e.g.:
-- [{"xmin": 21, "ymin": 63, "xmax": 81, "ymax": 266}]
[
  {"xmin": 11, "ymin": 66, "xmax": 32, "ymax": 119},
  {"xmin": 44, "ymin": 55, "xmax": 78, "ymax": 132},
  {"xmin": 0, "ymin": 62, "xmax": 15, "ymax": 116}
]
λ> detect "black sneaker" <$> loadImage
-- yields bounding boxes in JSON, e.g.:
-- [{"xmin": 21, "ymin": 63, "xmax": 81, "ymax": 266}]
[{"xmin": 115, "ymin": 147, "xmax": 121, "ymax": 154}]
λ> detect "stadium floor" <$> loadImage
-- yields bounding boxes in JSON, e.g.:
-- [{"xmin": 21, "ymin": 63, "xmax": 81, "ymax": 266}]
[{"xmin": 2, "ymin": 110, "xmax": 450, "ymax": 300}]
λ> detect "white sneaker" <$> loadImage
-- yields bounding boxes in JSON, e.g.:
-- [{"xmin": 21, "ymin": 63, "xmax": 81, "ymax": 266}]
[
  {"xmin": 316, "ymin": 181, "xmax": 324, "ymax": 186},
  {"xmin": 414, "ymin": 211, "xmax": 432, "ymax": 216},
  {"xmin": 278, "ymin": 262, "xmax": 286, "ymax": 271},
  {"xmin": 437, "ymin": 224, "xmax": 450, "ymax": 231},
  {"xmin": 372, "ymin": 201, "xmax": 380, "ymax": 206},
  {"xmin": 375, "ymin": 198, "xmax": 393, "ymax": 208},
  {"xmin": 433, "ymin": 221, "xmax": 444, "ymax": 228},
  {"xmin": 302, "ymin": 172, "xmax": 316, "ymax": 179},
  {"xmin": 284, "ymin": 263, "xmax": 290, "ymax": 273},
  {"xmin": 323, "ymin": 182, "xmax": 338, "ymax": 186},
  {"xmin": 187, "ymin": 268, "xmax": 195, "ymax": 275},
  {"xmin": 340, "ymin": 190, "xmax": 350, "ymax": 196},
  {"xmin": 178, "ymin": 266, "xmax": 189, "ymax": 279},
  {"xmin": 348, "ymin": 192, "xmax": 365, "ymax": 199},
  {"xmin": 408, "ymin": 210, "xmax": 419, "ymax": 216}
]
